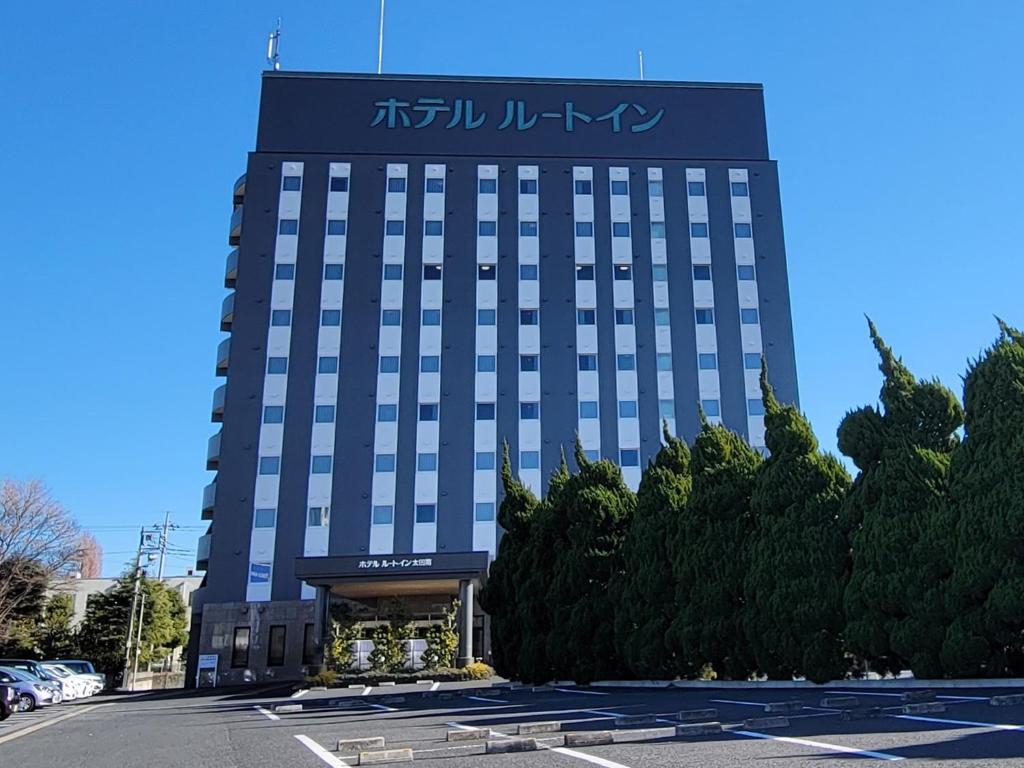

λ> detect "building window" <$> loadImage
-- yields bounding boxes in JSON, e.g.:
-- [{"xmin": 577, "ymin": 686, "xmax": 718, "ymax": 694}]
[
  {"xmin": 734, "ymin": 222, "xmax": 753, "ymax": 239},
  {"xmin": 520, "ymin": 402, "xmax": 539, "ymax": 420},
  {"xmin": 476, "ymin": 308, "xmax": 495, "ymax": 325},
  {"xmin": 572, "ymin": 266, "xmax": 594, "ymax": 283},
  {"xmin": 380, "ymin": 356, "xmax": 400, "ymax": 373},
  {"xmin": 574, "ymin": 179, "xmax": 592, "ymax": 195},
  {"xmin": 695, "ymin": 308, "xmax": 715, "ymax": 324},
  {"xmin": 748, "ymin": 398, "xmax": 765, "ymax": 416},
  {"xmin": 657, "ymin": 353, "xmax": 673, "ymax": 371},
  {"xmin": 415, "ymin": 504, "xmax": 437, "ymax": 524},
  {"xmin": 520, "ymin": 451, "xmax": 540, "ymax": 470},
  {"xmin": 476, "ymin": 402, "xmax": 496, "ymax": 420},
  {"xmin": 615, "ymin": 309, "xmax": 634, "ymax": 325},
  {"xmin": 478, "ymin": 178, "xmax": 496, "ymax": 194},
  {"xmin": 519, "ymin": 178, "xmax": 538, "ymax": 194},
  {"xmin": 688, "ymin": 181, "xmax": 705, "ymax": 196},
  {"xmin": 321, "ymin": 309, "xmax": 341, "ymax": 326},
  {"xmin": 620, "ymin": 449, "xmax": 640, "ymax": 467},
  {"xmin": 575, "ymin": 221, "xmax": 594, "ymax": 237},
  {"xmin": 253, "ymin": 508, "xmax": 276, "ymax": 528},
  {"xmin": 477, "ymin": 355, "xmax": 496, "ymax": 372},
  {"xmin": 425, "ymin": 220, "xmax": 443, "ymax": 236},
  {"xmin": 659, "ymin": 399, "xmax": 675, "ymax": 420},
  {"xmin": 423, "ymin": 309, "xmax": 441, "ymax": 325},
  {"xmin": 579, "ymin": 400, "xmax": 599, "ymax": 419},
  {"xmin": 474, "ymin": 502, "xmax": 496, "ymax": 522},
  {"xmin": 584, "ymin": 449, "xmax": 600, "ymax": 461},
  {"xmin": 282, "ymin": 175, "xmax": 301, "ymax": 191},
  {"xmin": 426, "ymin": 177, "xmax": 444, "ymax": 193},
  {"xmin": 263, "ymin": 405, "xmax": 284, "ymax": 424},
  {"xmin": 650, "ymin": 222, "xmax": 666, "ymax": 239},
  {"xmin": 419, "ymin": 403, "xmax": 439, "ymax": 421},
  {"xmin": 478, "ymin": 220, "xmax": 497, "ymax": 236},
  {"xmin": 478, "ymin": 264, "xmax": 496, "ymax": 281},
  {"xmin": 744, "ymin": 352, "xmax": 761, "ymax": 370},
  {"xmin": 314, "ymin": 405, "xmax": 335, "ymax": 423},
  {"xmin": 324, "ymin": 264, "xmax": 344, "ymax": 280},
  {"xmin": 731, "ymin": 181, "xmax": 749, "ymax": 197},
  {"xmin": 611, "ymin": 180, "xmax": 629, "ymax": 195},
  {"xmin": 311, "ymin": 455, "xmax": 332, "ymax": 474},
  {"xmin": 330, "ymin": 176, "xmax": 348, "ymax": 192},
  {"xmin": 520, "ymin": 309, "xmax": 539, "ymax": 326},
  {"xmin": 690, "ymin": 222, "xmax": 709, "ymax": 238},
  {"xmin": 267, "ymin": 625, "xmax": 286, "ymax": 667},
  {"xmin": 698, "ymin": 353, "xmax": 718, "ymax": 370},
  {"xmin": 612, "ymin": 222, "xmax": 631, "ymax": 238},
  {"xmin": 420, "ymin": 355, "xmax": 440, "ymax": 373},
  {"xmin": 423, "ymin": 264, "xmax": 442, "ymax": 280},
  {"xmin": 520, "ymin": 355, "xmax": 539, "ymax": 372},
  {"xmin": 648, "ymin": 180, "xmax": 664, "ymax": 197},
  {"xmin": 578, "ymin": 354, "xmax": 597, "ymax": 371},
  {"xmin": 616, "ymin": 354, "xmax": 636, "ymax": 371},
  {"xmin": 327, "ymin": 219, "xmax": 347, "ymax": 236},
  {"xmin": 231, "ymin": 627, "xmax": 250, "ymax": 668},
  {"xmin": 372, "ymin": 505, "xmax": 394, "ymax": 524},
  {"xmin": 618, "ymin": 400, "xmax": 638, "ymax": 418},
  {"xmin": 577, "ymin": 309, "xmax": 596, "ymax": 325},
  {"xmin": 302, "ymin": 624, "xmax": 316, "ymax": 666},
  {"xmin": 271, "ymin": 309, "xmax": 291, "ymax": 326},
  {"xmin": 385, "ymin": 220, "xmax": 405, "ymax": 236},
  {"xmin": 519, "ymin": 264, "xmax": 537, "ymax": 280},
  {"xmin": 267, "ymin": 356, "xmax": 288, "ymax": 374},
  {"xmin": 387, "ymin": 177, "xmax": 406, "ymax": 193},
  {"xmin": 741, "ymin": 308, "xmax": 760, "ymax": 324},
  {"xmin": 384, "ymin": 264, "xmax": 403, "ymax": 280},
  {"xmin": 654, "ymin": 308, "xmax": 670, "ymax": 326},
  {"xmin": 381, "ymin": 309, "xmax": 401, "ymax": 326},
  {"xmin": 278, "ymin": 219, "xmax": 298, "ymax": 235},
  {"xmin": 614, "ymin": 265, "xmax": 632, "ymax": 281},
  {"xmin": 377, "ymin": 404, "xmax": 397, "ymax": 422},
  {"xmin": 275, "ymin": 263, "xmax": 295, "ymax": 280},
  {"xmin": 259, "ymin": 456, "xmax": 280, "ymax": 475},
  {"xmin": 417, "ymin": 452, "xmax": 437, "ymax": 471},
  {"xmin": 519, "ymin": 221, "xmax": 538, "ymax": 237},
  {"xmin": 475, "ymin": 451, "xmax": 495, "ymax": 470},
  {"xmin": 693, "ymin": 265, "xmax": 712, "ymax": 281},
  {"xmin": 308, "ymin": 506, "xmax": 329, "ymax": 527},
  {"xmin": 652, "ymin": 264, "xmax": 668, "ymax": 281},
  {"xmin": 738, "ymin": 264, "xmax": 756, "ymax": 280},
  {"xmin": 702, "ymin": 398, "xmax": 721, "ymax": 417}
]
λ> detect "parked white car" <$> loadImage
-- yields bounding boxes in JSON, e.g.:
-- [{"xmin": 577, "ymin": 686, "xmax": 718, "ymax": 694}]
[
  {"xmin": 46, "ymin": 659, "xmax": 106, "ymax": 691},
  {"xmin": 41, "ymin": 664, "xmax": 97, "ymax": 698}
]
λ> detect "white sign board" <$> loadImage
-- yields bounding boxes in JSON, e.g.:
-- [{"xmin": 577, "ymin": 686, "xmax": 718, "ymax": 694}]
[{"xmin": 196, "ymin": 654, "xmax": 219, "ymax": 688}]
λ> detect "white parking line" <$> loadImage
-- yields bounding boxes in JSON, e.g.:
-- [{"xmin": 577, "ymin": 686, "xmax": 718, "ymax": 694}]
[
  {"xmin": 294, "ymin": 734, "xmax": 348, "ymax": 768},
  {"xmin": 732, "ymin": 729, "xmax": 905, "ymax": 761},
  {"xmin": 0, "ymin": 704, "xmax": 106, "ymax": 746},
  {"xmin": 894, "ymin": 714, "xmax": 1024, "ymax": 732},
  {"xmin": 360, "ymin": 686, "xmax": 373, "ymax": 696},
  {"xmin": 466, "ymin": 695, "xmax": 509, "ymax": 703},
  {"xmin": 253, "ymin": 705, "xmax": 280, "ymax": 721},
  {"xmin": 555, "ymin": 687, "xmax": 610, "ymax": 696},
  {"xmin": 825, "ymin": 690, "xmax": 987, "ymax": 702},
  {"xmin": 448, "ymin": 720, "xmax": 633, "ymax": 768},
  {"xmin": 710, "ymin": 698, "xmax": 768, "ymax": 707},
  {"xmin": 290, "ymin": 689, "xmax": 309, "ymax": 699},
  {"xmin": 429, "ymin": 681, "xmax": 440, "ymax": 692},
  {"xmin": 367, "ymin": 703, "xmax": 396, "ymax": 712}
]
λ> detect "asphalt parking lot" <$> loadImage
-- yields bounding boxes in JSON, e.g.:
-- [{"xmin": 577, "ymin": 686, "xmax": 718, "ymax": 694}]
[{"xmin": 1, "ymin": 680, "xmax": 1022, "ymax": 766}]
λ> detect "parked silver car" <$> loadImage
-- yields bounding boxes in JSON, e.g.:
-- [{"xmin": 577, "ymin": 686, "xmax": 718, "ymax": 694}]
[
  {"xmin": 0, "ymin": 667, "xmax": 58, "ymax": 711},
  {"xmin": 47, "ymin": 658, "xmax": 106, "ymax": 690}
]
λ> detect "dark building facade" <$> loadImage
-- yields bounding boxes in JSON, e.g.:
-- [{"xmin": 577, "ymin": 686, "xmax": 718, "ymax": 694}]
[{"xmin": 188, "ymin": 71, "xmax": 799, "ymax": 685}]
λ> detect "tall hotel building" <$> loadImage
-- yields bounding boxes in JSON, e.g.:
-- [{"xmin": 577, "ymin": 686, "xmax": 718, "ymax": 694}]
[{"xmin": 188, "ymin": 71, "xmax": 799, "ymax": 684}]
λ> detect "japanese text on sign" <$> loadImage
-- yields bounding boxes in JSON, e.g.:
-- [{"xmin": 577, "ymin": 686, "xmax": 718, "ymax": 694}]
[
  {"xmin": 370, "ymin": 97, "xmax": 665, "ymax": 134},
  {"xmin": 358, "ymin": 558, "xmax": 433, "ymax": 569}
]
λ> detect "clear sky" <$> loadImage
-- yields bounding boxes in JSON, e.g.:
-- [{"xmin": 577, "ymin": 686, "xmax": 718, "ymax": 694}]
[{"xmin": 2, "ymin": 2, "xmax": 1021, "ymax": 577}]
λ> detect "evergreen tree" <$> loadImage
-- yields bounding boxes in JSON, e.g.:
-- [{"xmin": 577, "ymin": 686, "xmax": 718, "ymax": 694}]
[
  {"xmin": 35, "ymin": 593, "xmax": 78, "ymax": 659},
  {"xmin": 479, "ymin": 441, "xmax": 539, "ymax": 679},
  {"xmin": 545, "ymin": 441, "xmax": 635, "ymax": 683},
  {"xmin": 613, "ymin": 424, "xmax": 691, "ymax": 678},
  {"xmin": 744, "ymin": 365, "xmax": 852, "ymax": 683},
  {"xmin": 666, "ymin": 415, "xmax": 761, "ymax": 679},
  {"xmin": 943, "ymin": 321, "xmax": 1024, "ymax": 676},
  {"xmin": 841, "ymin": 320, "xmax": 963, "ymax": 677}
]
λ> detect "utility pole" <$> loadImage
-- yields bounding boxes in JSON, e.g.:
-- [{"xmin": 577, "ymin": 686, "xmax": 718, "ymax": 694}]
[
  {"xmin": 157, "ymin": 511, "xmax": 171, "ymax": 580},
  {"xmin": 122, "ymin": 527, "xmax": 145, "ymax": 689},
  {"xmin": 377, "ymin": 0, "xmax": 385, "ymax": 74},
  {"xmin": 131, "ymin": 593, "xmax": 146, "ymax": 691}
]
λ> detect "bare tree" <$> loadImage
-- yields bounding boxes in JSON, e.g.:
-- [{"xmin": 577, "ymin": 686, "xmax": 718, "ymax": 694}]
[
  {"xmin": 0, "ymin": 480, "xmax": 83, "ymax": 639},
  {"xmin": 76, "ymin": 532, "xmax": 103, "ymax": 578}
]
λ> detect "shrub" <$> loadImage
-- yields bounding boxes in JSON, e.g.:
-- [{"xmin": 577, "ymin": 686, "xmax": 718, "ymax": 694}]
[
  {"xmin": 305, "ymin": 669, "xmax": 338, "ymax": 687},
  {"xmin": 464, "ymin": 662, "xmax": 494, "ymax": 680},
  {"xmin": 421, "ymin": 600, "xmax": 459, "ymax": 670}
]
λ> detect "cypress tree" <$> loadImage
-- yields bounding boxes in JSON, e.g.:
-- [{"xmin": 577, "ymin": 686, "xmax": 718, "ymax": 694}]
[
  {"xmin": 943, "ymin": 321, "xmax": 1024, "ymax": 677},
  {"xmin": 744, "ymin": 365, "xmax": 852, "ymax": 683},
  {"xmin": 841, "ymin": 320, "xmax": 963, "ymax": 677},
  {"xmin": 613, "ymin": 424, "xmax": 691, "ymax": 678},
  {"xmin": 666, "ymin": 415, "xmax": 761, "ymax": 679},
  {"xmin": 479, "ymin": 441, "xmax": 539, "ymax": 679}
]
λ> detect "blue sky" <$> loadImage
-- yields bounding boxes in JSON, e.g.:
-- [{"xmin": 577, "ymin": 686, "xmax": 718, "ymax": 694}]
[{"xmin": 2, "ymin": 2, "xmax": 1021, "ymax": 577}]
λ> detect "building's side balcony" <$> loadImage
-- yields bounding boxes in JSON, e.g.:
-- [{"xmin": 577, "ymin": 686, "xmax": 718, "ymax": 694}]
[
  {"xmin": 201, "ymin": 480, "xmax": 216, "ymax": 520},
  {"xmin": 220, "ymin": 292, "xmax": 235, "ymax": 332},
  {"xmin": 196, "ymin": 527, "xmax": 211, "ymax": 571},
  {"xmin": 206, "ymin": 430, "xmax": 222, "ymax": 470},
  {"xmin": 229, "ymin": 206, "xmax": 243, "ymax": 246},
  {"xmin": 216, "ymin": 338, "xmax": 230, "ymax": 376},
  {"xmin": 211, "ymin": 384, "xmax": 225, "ymax": 423},
  {"xmin": 233, "ymin": 173, "xmax": 246, "ymax": 206},
  {"xmin": 225, "ymin": 248, "xmax": 238, "ymax": 288}
]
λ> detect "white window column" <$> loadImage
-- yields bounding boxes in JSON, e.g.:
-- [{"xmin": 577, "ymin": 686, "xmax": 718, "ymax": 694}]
[
  {"xmin": 647, "ymin": 167, "xmax": 676, "ymax": 438},
  {"xmin": 572, "ymin": 166, "xmax": 600, "ymax": 461},
  {"xmin": 516, "ymin": 165, "xmax": 541, "ymax": 493},
  {"xmin": 686, "ymin": 168, "xmax": 723, "ymax": 425}
]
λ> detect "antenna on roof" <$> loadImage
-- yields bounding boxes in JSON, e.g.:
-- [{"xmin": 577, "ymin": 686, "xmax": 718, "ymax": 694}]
[
  {"xmin": 377, "ymin": 0, "xmax": 385, "ymax": 74},
  {"xmin": 267, "ymin": 18, "xmax": 282, "ymax": 71},
  {"xmin": 638, "ymin": 49, "xmax": 645, "ymax": 80}
]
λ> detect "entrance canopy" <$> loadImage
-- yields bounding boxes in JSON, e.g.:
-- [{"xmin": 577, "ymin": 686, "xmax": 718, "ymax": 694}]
[{"xmin": 294, "ymin": 551, "xmax": 490, "ymax": 599}]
